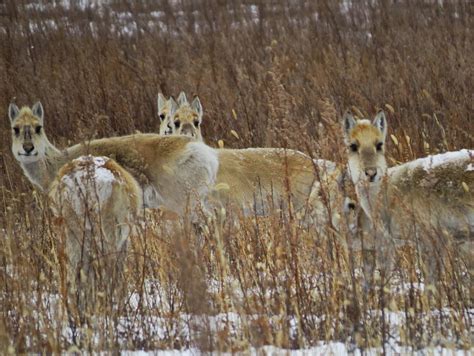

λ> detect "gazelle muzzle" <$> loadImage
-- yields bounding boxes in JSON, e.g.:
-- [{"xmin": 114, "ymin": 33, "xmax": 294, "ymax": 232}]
[{"xmin": 365, "ymin": 167, "xmax": 378, "ymax": 182}]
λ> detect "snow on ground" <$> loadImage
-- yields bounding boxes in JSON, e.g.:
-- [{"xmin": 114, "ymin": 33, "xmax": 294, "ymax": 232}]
[
  {"xmin": 251, "ymin": 344, "xmax": 471, "ymax": 356},
  {"xmin": 121, "ymin": 343, "xmax": 472, "ymax": 355},
  {"xmin": 11, "ymin": 1, "xmax": 365, "ymax": 38},
  {"xmin": 113, "ymin": 309, "xmax": 474, "ymax": 354},
  {"xmin": 25, "ymin": 0, "xmax": 109, "ymax": 11},
  {"xmin": 16, "ymin": 276, "xmax": 472, "ymax": 353}
]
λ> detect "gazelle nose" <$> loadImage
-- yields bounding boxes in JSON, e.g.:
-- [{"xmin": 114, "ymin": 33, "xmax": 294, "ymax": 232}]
[
  {"xmin": 365, "ymin": 168, "xmax": 377, "ymax": 181},
  {"xmin": 23, "ymin": 143, "xmax": 34, "ymax": 154},
  {"xmin": 181, "ymin": 124, "xmax": 195, "ymax": 136}
]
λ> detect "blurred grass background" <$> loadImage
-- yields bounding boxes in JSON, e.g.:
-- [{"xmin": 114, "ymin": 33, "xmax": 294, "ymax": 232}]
[{"xmin": 0, "ymin": 0, "xmax": 472, "ymax": 352}]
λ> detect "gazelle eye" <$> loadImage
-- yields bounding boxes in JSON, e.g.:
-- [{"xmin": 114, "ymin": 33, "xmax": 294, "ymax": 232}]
[
  {"xmin": 193, "ymin": 119, "xmax": 199, "ymax": 128},
  {"xmin": 35, "ymin": 126, "xmax": 42, "ymax": 134},
  {"xmin": 174, "ymin": 120, "xmax": 181, "ymax": 128},
  {"xmin": 13, "ymin": 127, "xmax": 20, "ymax": 136},
  {"xmin": 159, "ymin": 114, "xmax": 165, "ymax": 122},
  {"xmin": 349, "ymin": 143, "xmax": 358, "ymax": 152},
  {"xmin": 376, "ymin": 142, "xmax": 383, "ymax": 151}
]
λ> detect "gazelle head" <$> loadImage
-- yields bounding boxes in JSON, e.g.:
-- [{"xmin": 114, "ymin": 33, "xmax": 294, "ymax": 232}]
[
  {"xmin": 168, "ymin": 95, "xmax": 203, "ymax": 141},
  {"xmin": 158, "ymin": 91, "xmax": 189, "ymax": 135},
  {"xmin": 342, "ymin": 110, "xmax": 388, "ymax": 185},
  {"xmin": 158, "ymin": 93, "xmax": 173, "ymax": 135},
  {"xmin": 8, "ymin": 102, "xmax": 49, "ymax": 163}
]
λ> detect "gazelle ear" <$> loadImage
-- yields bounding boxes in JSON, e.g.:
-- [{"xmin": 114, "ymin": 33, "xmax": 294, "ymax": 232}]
[
  {"xmin": 32, "ymin": 101, "xmax": 44, "ymax": 124},
  {"xmin": 177, "ymin": 91, "xmax": 188, "ymax": 107},
  {"xmin": 373, "ymin": 110, "xmax": 387, "ymax": 141},
  {"xmin": 8, "ymin": 103, "xmax": 20, "ymax": 123},
  {"xmin": 342, "ymin": 110, "xmax": 356, "ymax": 144},
  {"xmin": 169, "ymin": 97, "xmax": 178, "ymax": 119},
  {"xmin": 191, "ymin": 96, "xmax": 203, "ymax": 120},
  {"xmin": 157, "ymin": 93, "xmax": 167, "ymax": 112}
]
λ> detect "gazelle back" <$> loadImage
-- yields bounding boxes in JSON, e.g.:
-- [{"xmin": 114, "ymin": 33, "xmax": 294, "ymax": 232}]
[{"xmin": 154, "ymin": 96, "xmax": 342, "ymax": 226}]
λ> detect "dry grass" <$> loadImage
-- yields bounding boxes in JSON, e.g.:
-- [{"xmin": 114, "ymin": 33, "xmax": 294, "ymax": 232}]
[{"xmin": 0, "ymin": 0, "xmax": 472, "ymax": 352}]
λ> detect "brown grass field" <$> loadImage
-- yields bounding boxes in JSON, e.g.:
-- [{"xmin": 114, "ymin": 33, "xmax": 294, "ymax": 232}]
[{"xmin": 0, "ymin": 0, "xmax": 472, "ymax": 353}]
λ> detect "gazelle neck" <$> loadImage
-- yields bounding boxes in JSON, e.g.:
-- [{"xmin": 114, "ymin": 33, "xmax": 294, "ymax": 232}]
[
  {"xmin": 19, "ymin": 138, "xmax": 65, "ymax": 192},
  {"xmin": 355, "ymin": 178, "xmax": 387, "ymax": 223}
]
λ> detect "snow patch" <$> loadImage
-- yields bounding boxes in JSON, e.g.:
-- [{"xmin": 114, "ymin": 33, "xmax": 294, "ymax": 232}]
[
  {"xmin": 393, "ymin": 149, "xmax": 474, "ymax": 173},
  {"xmin": 72, "ymin": 155, "xmax": 115, "ymax": 183},
  {"xmin": 419, "ymin": 149, "xmax": 473, "ymax": 171},
  {"xmin": 60, "ymin": 155, "xmax": 116, "ymax": 214},
  {"xmin": 10, "ymin": 276, "xmax": 474, "ymax": 354}
]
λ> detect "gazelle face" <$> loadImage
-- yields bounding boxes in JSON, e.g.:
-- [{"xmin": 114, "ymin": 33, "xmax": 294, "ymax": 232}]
[
  {"xmin": 9, "ymin": 102, "xmax": 47, "ymax": 163},
  {"xmin": 157, "ymin": 93, "xmax": 172, "ymax": 135},
  {"xmin": 342, "ymin": 111, "xmax": 388, "ymax": 185},
  {"xmin": 168, "ymin": 95, "xmax": 203, "ymax": 141},
  {"xmin": 158, "ymin": 91, "xmax": 189, "ymax": 135}
]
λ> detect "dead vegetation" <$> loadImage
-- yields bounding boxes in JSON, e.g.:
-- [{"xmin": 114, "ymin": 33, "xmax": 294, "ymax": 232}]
[{"xmin": 0, "ymin": 0, "xmax": 472, "ymax": 352}]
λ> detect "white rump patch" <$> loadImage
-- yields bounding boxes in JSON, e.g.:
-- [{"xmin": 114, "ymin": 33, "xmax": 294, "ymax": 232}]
[
  {"xmin": 466, "ymin": 163, "xmax": 474, "ymax": 172},
  {"xmin": 186, "ymin": 141, "xmax": 219, "ymax": 185}
]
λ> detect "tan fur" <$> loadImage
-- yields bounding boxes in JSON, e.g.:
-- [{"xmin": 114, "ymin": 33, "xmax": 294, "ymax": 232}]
[
  {"xmin": 159, "ymin": 99, "xmax": 343, "ymax": 224},
  {"xmin": 9, "ymin": 103, "xmax": 219, "ymax": 216},
  {"xmin": 349, "ymin": 122, "xmax": 383, "ymax": 145},
  {"xmin": 157, "ymin": 93, "xmax": 172, "ymax": 135},
  {"xmin": 342, "ymin": 111, "xmax": 474, "ymax": 273},
  {"xmin": 345, "ymin": 118, "xmax": 387, "ymax": 187},
  {"xmin": 168, "ymin": 96, "xmax": 203, "ymax": 141},
  {"xmin": 66, "ymin": 134, "xmax": 218, "ymax": 214},
  {"xmin": 214, "ymin": 148, "xmax": 340, "ymax": 219},
  {"xmin": 386, "ymin": 154, "xmax": 474, "ymax": 237},
  {"xmin": 49, "ymin": 156, "xmax": 142, "ymax": 307},
  {"xmin": 171, "ymin": 105, "xmax": 201, "ymax": 139}
]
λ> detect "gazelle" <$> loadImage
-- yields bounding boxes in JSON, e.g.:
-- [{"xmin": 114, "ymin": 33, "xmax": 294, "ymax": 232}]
[
  {"xmin": 157, "ymin": 93, "xmax": 172, "ymax": 135},
  {"xmin": 157, "ymin": 91, "xmax": 188, "ymax": 135},
  {"xmin": 213, "ymin": 148, "xmax": 341, "ymax": 220},
  {"xmin": 161, "ymin": 96, "xmax": 343, "ymax": 225},
  {"xmin": 49, "ymin": 155, "xmax": 141, "ymax": 309},
  {"xmin": 167, "ymin": 95, "xmax": 204, "ymax": 141},
  {"xmin": 342, "ymin": 111, "xmax": 473, "ymax": 271},
  {"xmin": 8, "ymin": 102, "xmax": 218, "ymax": 216}
]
